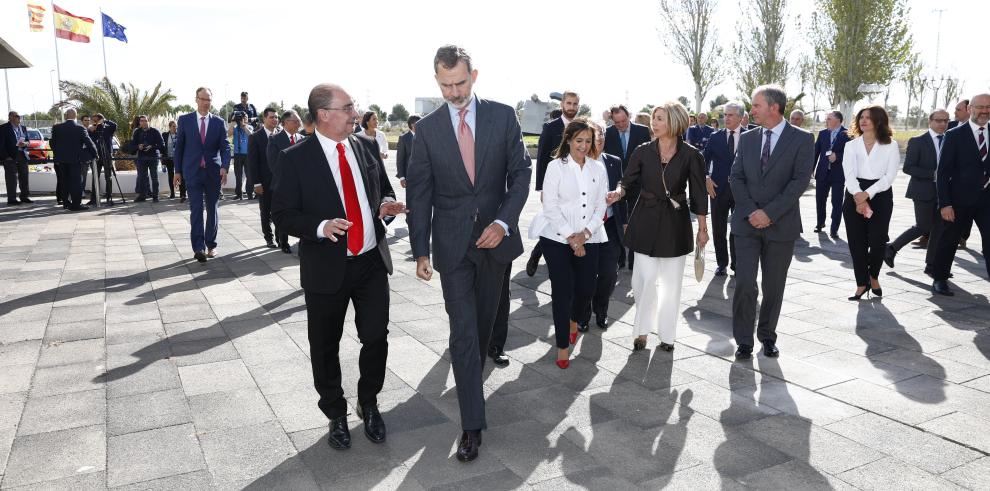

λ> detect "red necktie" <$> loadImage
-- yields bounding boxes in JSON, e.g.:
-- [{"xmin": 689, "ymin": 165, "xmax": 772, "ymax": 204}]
[
  {"xmin": 290, "ymin": 134, "xmax": 296, "ymax": 145},
  {"xmin": 336, "ymin": 142, "xmax": 364, "ymax": 255},
  {"xmin": 199, "ymin": 117, "xmax": 206, "ymax": 168}
]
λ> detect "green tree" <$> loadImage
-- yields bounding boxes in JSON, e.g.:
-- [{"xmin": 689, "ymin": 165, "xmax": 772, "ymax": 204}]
[
  {"xmin": 658, "ymin": 0, "xmax": 725, "ymax": 113},
  {"xmin": 267, "ymin": 102, "xmax": 285, "ymax": 114},
  {"xmin": 676, "ymin": 96, "xmax": 690, "ymax": 107},
  {"xmin": 290, "ymin": 104, "xmax": 308, "ymax": 120},
  {"xmin": 389, "ymin": 103, "xmax": 410, "ymax": 122},
  {"xmin": 60, "ymin": 78, "xmax": 176, "ymax": 138},
  {"xmin": 578, "ymin": 104, "xmax": 592, "ymax": 117},
  {"xmin": 172, "ymin": 103, "xmax": 194, "ymax": 114},
  {"xmin": 942, "ymin": 78, "xmax": 964, "ymax": 110},
  {"xmin": 368, "ymin": 104, "xmax": 386, "ymax": 122},
  {"xmin": 732, "ymin": 0, "xmax": 791, "ymax": 97},
  {"xmin": 709, "ymin": 94, "xmax": 729, "ymax": 111},
  {"xmin": 641, "ymin": 104, "xmax": 656, "ymax": 114},
  {"xmin": 218, "ymin": 100, "xmax": 236, "ymax": 121},
  {"xmin": 811, "ymin": 0, "xmax": 913, "ymax": 117}
]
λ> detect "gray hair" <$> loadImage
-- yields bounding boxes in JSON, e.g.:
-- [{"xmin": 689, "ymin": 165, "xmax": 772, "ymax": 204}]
[
  {"xmin": 753, "ymin": 84, "xmax": 787, "ymax": 115},
  {"xmin": 64, "ymin": 107, "xmax": 77, "ymax": 120},
  {"xmin": 280, "ymin": 109, "xmax": 301, "ymax": 124},
  {"xmin": 930, "ymin": 109, "xmax": 950, "ymax": 121},
  {"xmin": 307, "ymin": 83, "xmax": 343, "ymax": 121},
  {"xmin": 790, "ymin": 109, "xmax": 805, "ymax": 118},
  {"xmin": 723, "ymin": 101, "xmax": 745, "ymax": 116}
]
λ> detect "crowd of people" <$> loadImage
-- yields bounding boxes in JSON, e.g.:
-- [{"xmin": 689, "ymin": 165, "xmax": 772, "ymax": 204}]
[{"xmin": 2, "ymin": 43, "xmax": 988, "ymax": 464}]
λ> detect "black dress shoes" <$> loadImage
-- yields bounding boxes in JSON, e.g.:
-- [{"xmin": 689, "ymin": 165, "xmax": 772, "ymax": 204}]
[
  {"xmin": 577, "ymin": 321, "xmax": 589, "ymax": 333},
  {"xmin": 456, "ymin": 430, "xmax": 482, "ymax": 462},
  {"xmin": 595, "ymin": 314, "xmax": 608, "ymax": 330},
  {"xmin": 67, "ymin": 205, "xmax": 89, "ymax": 211},
  {"xmin": 714, "ymin": 266, "xmax": 727, "ymax": 277},
  {"xmin": 265, "ymin": 240, "xmax": 278, "ymax": 249},
  {"xmin": 6, "ymin": 199, "xmax": 20, "ymax": 205},
  {"xmin": 327, "ymin": 415, "xmax": 351, "ymax": 450},
  {"xmin": 525, "ymin": 251, "xmax": 539, "ymax": 277},
  {"xmin": 356, "ymin": 404, "xmax": 386, "ymax": 443},
  {"xmin": 735, "ymin": 345, "xmax": 753, "ymax": 360},
  {"xmin": 814, "ymin": 224, "xmax": 824, "ymax": 233},
  {"xmin": 883, "ymin": 244, "xmax": 896, "ymax": 268},
  {"xmin": 762, "ymin": 342, "xmax": 780, "ymax": 358},
  {"xmin": 281, "ymin": 244, "xmax": 292, "ymax": 254},
  {"xmin": 830, "ymin": 232, "xmax": 839, "ymax": 240},
  {"xmin": 20, "ymin": 198, "xmax": 33, "ymax": 204},
  {"xmin": 659, "ymin": 342, "xmax": 675, "ymax": 352},
  {"xmin": 932, "ymin": 280, "xmax": 954, "ymax": 296},
  {"xmin": 194, "ymin": 251, "xmax": 208, "ymax": 263},
  {"xmin": 488, "ymin": 345, "xmax": 509, "ymax": 367}
]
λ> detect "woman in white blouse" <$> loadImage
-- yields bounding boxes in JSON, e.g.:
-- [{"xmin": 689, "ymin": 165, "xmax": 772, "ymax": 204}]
[
  {"xmin": 843, "ymin": 105, "xmax": 899, "ymax": 300},
  {"xmin": 529, "ymin": 118, "xmax": 610, "ymax": 369},
  {"xmin": 359, "ymin": 111, "xmax": 389, "ymax": 161}
]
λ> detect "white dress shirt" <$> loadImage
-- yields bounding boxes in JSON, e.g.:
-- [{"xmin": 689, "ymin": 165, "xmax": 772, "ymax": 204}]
[
  {"xmin": 762, "ymin": 118, "xmax": 787, "ymax": 155},
  {"xmin": 929, "ymin": 128, "xmax": 944, "ymax": 162},
  {"xmin": 358, "ymin": 129, "xmax": 389, "ymax": 159},
  {"xmin": 969, "ymin": 120, "xmax": 988, "ymax": 158},
  {"xmin": 530, "ymin": 156, "xmax": 610, "ymax": 244},
  {"xmin": 314, "ymin": 132, "xmax": 377, "ymax": 255},
  {"xmin": 843, "ymin": 137, "xmax": 900, "ymax": 198}
]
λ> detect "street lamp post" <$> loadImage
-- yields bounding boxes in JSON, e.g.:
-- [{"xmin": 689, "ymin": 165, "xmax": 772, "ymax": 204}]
[{"xmin": 49, "ymin": 70, "xmax": 56, "ymax": 109}]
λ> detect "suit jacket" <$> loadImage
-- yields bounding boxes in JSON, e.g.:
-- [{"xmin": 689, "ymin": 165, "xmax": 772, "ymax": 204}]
[
  {"xmin": 271, "ymin": 133, "xmax": 395, "ymax": 294},
  {"xmin": 601, "ymin": 152, "xmax": 627, "ymax": 238},
  {"xmin": 91, "ymin": 120, "xmax": 117, "ymax": 160},
  {"xmin": 902, "ymin": 132, "xmax": 939, "ymax": 202},
  {"xmin": 266, "ymin": 130, "xmax": 299, "ymax": 189},
  {"xmin": 604, "ymin": 123, "xmax": 651, "ymax": 168},
  {"xmin": 703, "ymin": 128, "xmax": 739, "ymax": 196},
  {"xmin": 686, "ymin": 124, "xmax": 714, "ymax": 152},
  {"xmin": 248, "ymin": 127, "xmax": 273, "ymax": 188},
  {"xmin": 174, "ymin": 112, "xmax": 231, "ymax": 184},
  {"xmin": 534, "ymin": 117, "xmax": 565, "ymax": 191},
  {"xmin": 406, "ymin": 97, "xmax": 532, "ymax": 273},
  {"xmin": 729, "ymin": 122, "xmax": 815, "ymax": 241},
  {"xmin": 0, "ymin": 122, "xmax": 29, "ymax": 161},
  {"xmin": 936, "ymin": 123, "xmax": 990, "ymax": 209},
  {"xmin": 813, "ymin": 126, "xmax": 849, "ymax": 183},
  {"xmin": 50, "ymin": 120, "xmax": 98, "ymax": 165},
  {"xmin": 395, "ymin": 130, "xmax": 414, "ymax": 179},
  {"xmin": 131, "ymin": 127, "xmax": 166, "ymax": 161},
  {"xmin": 947, "ymin": 120, "xmax": 961, "ymax": 130}
]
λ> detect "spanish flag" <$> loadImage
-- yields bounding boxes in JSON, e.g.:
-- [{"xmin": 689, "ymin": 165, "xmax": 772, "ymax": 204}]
[
  {"xmin": 53, "ymin": 4, "xmax": 94, "ymax": 43},
  {"xmin": 27, "ymin": 3, "xmax": 45, "ymax": 32}
]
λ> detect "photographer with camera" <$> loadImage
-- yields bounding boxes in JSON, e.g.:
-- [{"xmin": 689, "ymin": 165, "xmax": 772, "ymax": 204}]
[
  {"xmin": 132, "ymin": 115, "xmax": 166, "ymax": 202},
  {"xmin": 228, "ymin": 110, "xmax": 254, "ymax": 199},
  {"xmin": 233, "ymin": 91, "xmax": 258, "ymax": 126},
  {"xmin": 91, "ymin": 114, "xmax": 118, "ymax": 204}
]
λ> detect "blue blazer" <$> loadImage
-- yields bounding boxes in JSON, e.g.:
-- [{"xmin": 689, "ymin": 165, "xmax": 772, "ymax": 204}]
[
  {"xmin": 601, "ymin": 152, "xmax": 627, "ymax": 238},
  {"xmin": 937, "ymin": 123, "xmax": 990, "ymax": 209},
  {"xmin": 174, "ymin": 112, "xmax": 231, "ymax": 183},
  {"xmin": 686, "ymin": 124, "xmax": 714, "ymax": 151},
  {"xmin": 813, "ymin": 126, "xmax": 849, "ymax": 184},
  {"xmin": 702, "ymin": 128, "xmax": 736, "ymax": 196},
  {"xmin": 0, "ymin": 122, "xmax": 29, "ymax": 161}
]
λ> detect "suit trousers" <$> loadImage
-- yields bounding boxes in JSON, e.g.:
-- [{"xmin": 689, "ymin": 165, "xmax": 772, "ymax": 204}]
[
  {"xmin": 574, "ymin": 217, "xmax": 622, "ymax": 324},
  {"xmin": 816, "ymin": 178, "xmax": 844, "ymax": 234},
  {"xmin": 186, "ymin": 171, "xmax": 221, "ymax": 253},
  {"xmin": 304, "ymin": 250, "xmax": 389, "ymax": 419},
  {"xmin": 843, "ymin": 183, "xmax": 893, "ymax": 286},
  {"xmin": 233, "ymin": 154, "xmax": 252, "ymax": 198},
  {"xmin": 258, "ymin": 189, "xmax": 275, "ymax": 242},
  {"xmin": 890, "ymin": 199, "xmax": 937, "ymax": 252},
  {"xmin": 631, "ymin": 252, "xmax": 686, "ymax": 343},
  {"xmin": 97, "ymin": 159, "xmax": 116, "ymax": 200},
  {"xmin": 65, "ymin": 162, "xmax": 84, "ymax": 207},
  {"xmin": 541, "ymin": 238, "xmax": 600, "ymax": 349},
  {"xmin": 491, "ymin": 264, "xmax": 511, "ymax": 350},
  {"xmin": 162, "ymin": 158, "xmax": 176, "ymax": 197},
  {"xmin": 932, "ymin": 194, "xmax": 990, "ymax": 281},
  {"xmin": 54, "ymin": 163, "xmax": 66, "ymax": 204},
  {"xmin": 438, "ymin": 222, "xmax": 508, "ymax": 431},
  {"xmin": 3, "ymin": 157, "xmax": 29, "ymax": 200},
  {"xmin": 731, "ymin": 233, "xmax": 795, "ymax": 347},
  {"xmin": 135, "ymin": 159, "xmax": 159, "ymax": 198},
  {"xmin": 711, "ymin": 190, "xmax": 736, "ymax": 269}
]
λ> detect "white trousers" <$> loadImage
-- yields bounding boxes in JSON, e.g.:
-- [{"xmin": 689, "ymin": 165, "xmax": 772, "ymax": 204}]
[{"xmin": 631, "ymin": 252, "xmax": 687, "ymax": 342}]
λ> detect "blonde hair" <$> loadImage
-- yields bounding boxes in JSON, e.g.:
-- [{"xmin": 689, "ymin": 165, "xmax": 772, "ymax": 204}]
[{"xmin": 652, "ymin": 102, "xmax": 690, "ymax": 139}]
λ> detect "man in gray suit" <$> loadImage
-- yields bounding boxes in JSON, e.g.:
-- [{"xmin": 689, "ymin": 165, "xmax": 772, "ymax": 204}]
[
  {"xmin": 406, "ymin": 45, "xmax": 531, "ymax": 463},
  {"xmin": 728, "ymin": 85, "xmax": 814, "ymax": 360}
]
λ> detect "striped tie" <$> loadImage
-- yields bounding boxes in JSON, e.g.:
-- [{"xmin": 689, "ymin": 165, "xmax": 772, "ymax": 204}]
[{"xmin": 980, "ymin": 127, "xmax": 987, "ymax": 161}]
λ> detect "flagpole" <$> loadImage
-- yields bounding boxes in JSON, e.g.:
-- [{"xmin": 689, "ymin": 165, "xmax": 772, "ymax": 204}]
[
  {"xmin": 4, "ymin": 70, "xmax": 11, "ymax": 115},
  {"xmin": 52, "ymin": 2, "xmax": 62, "ymax": 103},
  {"xmin": 99, "ymin": 8, "xmax": 108, "ymax": 81}
]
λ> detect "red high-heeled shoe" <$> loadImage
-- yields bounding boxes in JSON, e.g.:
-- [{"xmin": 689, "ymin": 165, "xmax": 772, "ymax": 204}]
[
  {"xmin": 555, "ymin": 359, "xmax": 570, "ymax": 369},
  {"xmin": 569, "ymin": 330, "xmax": 578, "ymax": 345}
]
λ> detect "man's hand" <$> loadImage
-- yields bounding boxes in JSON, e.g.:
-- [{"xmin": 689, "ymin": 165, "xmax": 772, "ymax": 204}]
[
  {"xmin": 705, "ymin": 177, "xmax": 717, "ymax": 198},
  {"xmin": 606, "ymin": 189, "xmax": 624, "ymax": 205},
  {"xmin": 322, "ymin": 218, "xmax": 352, "ymax": 243},
  {"xmin": 573, "ymin": 245, "xmax": 586, "ymax": 257},
  {"xmin": 828, "ymin": 153, "xmax": 837, "ymax": 163},
  {"xmin": 399, "ymin": 178, "xmax": 406, "ymax": 189},
  {"xmin": 254, "ymin": 184, "xmax": 264, "ymax": 196},
  {"xmin": 379, "ymin": 201, "xmax": 407, "ymax": 219},
  {"xmin": 174, "ymin": 172, "xmax": 182, "ymax": 189},
  {"xmin": 941, "ymin": 206, "xmax": 955, "ymax": 222},
  {"xmin": 476, "ymin": 222, "xmax": 506, "ymax": 249},
  {"xmin": 748, "ymin": 209, "xmax": 772, "ymax": 229},
  {"xmin": 416, "ymin": 256, "xmax": 433, "ymax": 281},
  {"xmin": 220, "ymin": 168, "xmax": 228, "ymax": 187}
]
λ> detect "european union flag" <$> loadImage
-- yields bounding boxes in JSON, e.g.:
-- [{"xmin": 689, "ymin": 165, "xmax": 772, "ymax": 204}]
[{"xmin": 102, "ymin": 13, "xmax": 127, "ymax": 43}]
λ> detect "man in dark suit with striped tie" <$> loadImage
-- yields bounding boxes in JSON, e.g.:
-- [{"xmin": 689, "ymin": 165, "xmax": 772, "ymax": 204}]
[
  {"xmin": 267, "ymin": 110, "xmax": 303, "ymax": 253},
  {"xmin": 813, "ymin": 111, "xmax": 850, "ymax": 239},
  {"xmin": 604, "ymin": 104, "xmax": 651, "ymax": 269},
  {"xmin": 704, "ymin": 101, "xmax": 745, "ymax": 275}
]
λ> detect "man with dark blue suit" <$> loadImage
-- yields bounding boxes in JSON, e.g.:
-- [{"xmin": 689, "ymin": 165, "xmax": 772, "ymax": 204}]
[
  {"xmin": 932, "ymin": 94, "xmax": 990, "ymax": 296},
  {"xmin": 1, "ymin": 111, "xmax": 32, "ymax": 205},
  {"xmin": 50, "ymin": 108, "xmax": 98, "ymax": 211},
  {"xmin": 248, "ymin": 107, "xmax": 280, "ymax": 248},
  {"xmin": 813, "ymin": 111, "xmax": 849, "ymax": 239},
  {"xmin": 604, "ymin": 104, "xmax": 651, "ymax": 269},
  {"xmin": 704, "ymin": 101, "xmax": 745, "ymax": 275},
  {"xmin": 266, "ymin": 110, "xmax": 303, "ymax": 254},
  {"xmin": 173, "ymin": 87, "xmax": 232, "ymax": 263},
  {"xmin": 395, "ymin": 114, "xmax": 420, "ymax": 188},
  {"xmin": 686, "ymin": 112, "xmax": 715, "ymax": 152}
]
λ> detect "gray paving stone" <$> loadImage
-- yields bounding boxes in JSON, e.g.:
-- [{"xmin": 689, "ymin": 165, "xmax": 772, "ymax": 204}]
[
  {"xmin": 918, "ymin": 412, "xmax": 990, "ymax": 453},
  {"xmin": 167, "ymin": 339, "xmax": 240, "ymax": 367},
  {"xmin": 107, "ymin": 389, "xmax": 192, "ymax": 437},
  {"xmin": 109, "ymin": 470, "xmax": 214, "ymax": 491},
  {"xmin": 837, "ymin": 457, "xmax": 962, "ymax": 491},
  {"xmin": 741, "ymin": 380, "xmax": 864, "ymax": 425},
  {"xmin": 384, "ymin": 421, "xmax": 510, "ymax": 488},
  {"xmin": 197, "ymin": 421, "xmax": 296, "ymax": 487},
  {"xmin": 105, "ymin": 320, "xmax": 165, "ymax": 346},
  {"xmin": 941, "ymin": 456, "xmax": 990, "ymax": 490},
  {"xmin": 264, "ymin": 388, "xmax": 326, "ymax": 434},
  {"xmin": 737, "ymin": 414, "xmax": 884, "ymax": 474},
  {"xmin": 177, "ymin": 360, "xmax": 255, "ymax": 397},
  {"xmin": 564, "ymin": 418, "xmax": 701, "ymax": 483},
  {"xmin": 106, "ymin": 359, "xmax": 181, "ymax": 399},
  {"xmin": 187, "ymin": 388, "xmax": 275, "ymax": 433},
  {"xmin": 1, "ymin": 470, "xmax": 107, "ymax": 490},
  {"xmin": 2, "ymin": 425, "xmax": 106, "ymax": 488},
  {"xmin": 818, "ymin": 379, "xmax": 955, "ymax": 425},
  {"xmin": 287, "ymin": 426, "xmax": 399, "ymax": 485},
  {"xmin": 106, "ymin": 424, "xmax": 206, "ymax": 487},
  {"xmin": 37, "ymin": 338, "xmax": 105, "ymax": 368},
  {"xmin": 0, "ymin": 341, "xmax": 39, "ymax": 367},
  {"xmin": 0, "ymin": 365, "xmax": 33, "ymax": 395},
  {"xmin": 43, "ymin": 319, "xmax": 106, "ymax": 344},
  {"xmin": 737, "ymin": 459, "xmax": 856, "ymax": 490},
  {"xmin": 485, "ymin": 419, "xmax": 602, "ymax": 485},
  {"xmin": 30, "ymin": 362, "xmax": 105, "ymax": 397},
  {"xmin": 17, "ymin": 389, "xmax": 106, "ymax": 436}
]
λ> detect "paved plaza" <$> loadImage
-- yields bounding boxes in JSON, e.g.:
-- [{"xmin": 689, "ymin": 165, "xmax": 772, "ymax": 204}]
[{"xmin": 1, "ymin": 159, "xmax": 989, "ymax": 490}]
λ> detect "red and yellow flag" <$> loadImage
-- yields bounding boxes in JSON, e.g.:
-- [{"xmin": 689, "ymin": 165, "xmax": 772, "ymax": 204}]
[
  {"xmin": 53, "ymin": 4, "xmax": 94, "ymax": 43},
  {"xmin": 27, "ymin": 3, "xmax": 45, "ymax": 32}
]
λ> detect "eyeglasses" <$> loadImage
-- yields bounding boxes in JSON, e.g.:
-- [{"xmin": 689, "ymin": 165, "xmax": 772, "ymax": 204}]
[
  {"xmin": 972, "ymin": 105, "xmax": 990, "ymax": 111},
  {"xmin": 322, "ymin": 103, "xmax": 357, "ymax": 113},
  {"xmin": 932, "ymin": 118, "xmax": 950, "ymax": 123}
]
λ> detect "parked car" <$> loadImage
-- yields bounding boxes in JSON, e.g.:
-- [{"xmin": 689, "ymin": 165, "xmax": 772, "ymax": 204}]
[
  {"xmin": 37, "ymin": 127, "xmax": 52, "ymax": 140},
  {"xmin": 25, "ymin": 128, "xmax": 50, "ymax": 160}
]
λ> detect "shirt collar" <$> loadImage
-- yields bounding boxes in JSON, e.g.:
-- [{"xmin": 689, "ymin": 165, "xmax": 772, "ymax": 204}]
[
  {"xmin": 765, "ymin": 118, "xmax": 786, "ymax": 136},
  {"xmin": 561, "ymin": 115, "xmax": 571, "ymax": 126},
  {"xmin": 314, "ymin": 129, "xmax": 350, "ymax": 152},
  {"xmin": 929, "ymin": 128, "xmax": 943, "ymax": 139},
  {"xmin": 447, "ymin": 95, "xmax": 477, "ymax": 121},
  {"xmin": 196, "ymin": 111, "xmax": 209, "ymax": 119},
  {"xmin": 969, "ymin": 119, "xmax": 985, "ymax": 133}
]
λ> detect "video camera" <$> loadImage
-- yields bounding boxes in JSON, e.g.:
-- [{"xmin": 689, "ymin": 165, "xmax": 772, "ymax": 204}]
[{"xmin": 231, "ymin": 110, "xmax": 247, "ymax": 124}]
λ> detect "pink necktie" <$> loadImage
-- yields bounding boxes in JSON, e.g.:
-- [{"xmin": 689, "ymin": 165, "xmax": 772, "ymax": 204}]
[
  {"xmin": 290, "ymin": 134, "xmax": 296, "ymax": 145},
  {"xmin": 199, "ymin": 116, "xmax": 206, "ymax": 168},
  {"xmin": 458, "ymin": 108, "xmax": 475, "ymax": 185}
]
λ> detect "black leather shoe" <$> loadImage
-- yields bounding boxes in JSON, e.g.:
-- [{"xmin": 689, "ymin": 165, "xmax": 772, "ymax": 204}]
[
  {"xmin": 281, "ymin": 245, "xmax": 292, "ymax": 254},
  {"xmin": 194, "ymin": 251, "xmax": 207, "ymax": 263},
  {"xmin": 814, "ymin": 224, "xmax": 824, "ymax": 233},
  {"xmin": 577, "ymin": 321, "xmax": 590, "ymax": 333},
  {"xmin": 134, "ymin": 196, "xmax": 146, "ymax": 202},
  {"xmin": 762, "ymin": 342, "xmax": 780, "ymax": 358},
  {"xmin": 356, "ymin": 404, "xmax": 386, "ymax": 443},
  {"xmin": 67, "ymin": 205, "xmax": 89, "ymax": 211},
  {"xmin": 932, "ymin": 280, "xmax": 954, "ymax": 296},
  {"xmin": 327, "ymin": 415, "xmax": 351, "ymax": 450},
  {"xmin": 714, "ymin": 266, "xmax": 727, "ymax": 277},
  {"xmin": 883, "ymin": 244, "xmax": 896, "ymax": 268},
  {"xmin": 525, "ymin": 250, "xmax": 540, "ymax": 277},
  {"xmin": 659, "ymin": 342, "xmax": 675, "ymax": 352},
  {"xmin": 266, "ymin": 240, "xmax": 278, "ymax": 249},
  {"xmin": 456, "ymin": 430, "xmax": 482, "ymax": 462},
  {"xmin": 735, "ymin": 345, "xmax": 753, "ymax": 360},
  {"xmin": 152, "ymin": 197, "xmax": 159, "ymax": 203},
  {"xmin": 830, "ymin": 232, "xmax": 839, "ymax": 240},
  {"xmin": 20, "ymin": 198, "xmax": 33, "ymax": 204},
  {"xmin": 595, "ymin": 314, "xmax": 608, "ymax": 330},
  {"xmin": 488, "ymin": 345, "xmax": 509, "ymax": 367}
]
